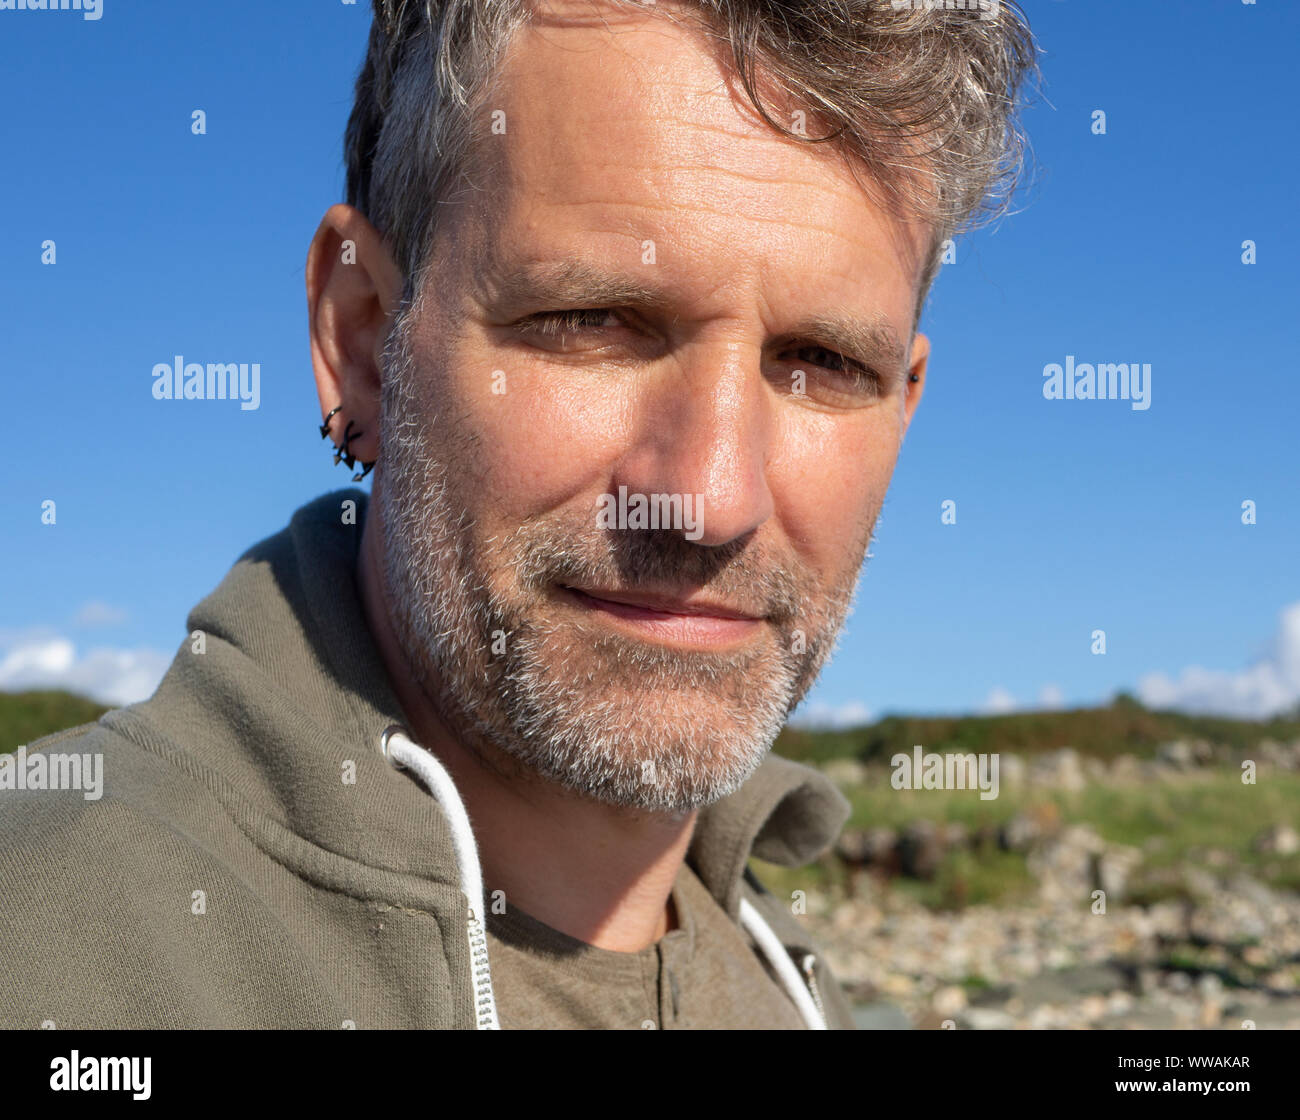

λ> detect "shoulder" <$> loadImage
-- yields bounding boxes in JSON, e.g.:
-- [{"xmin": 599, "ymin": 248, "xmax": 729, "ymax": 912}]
[
  {"xmin": 0, "ymin": 717, "xmax": 200, "ymax": 859},
  {"xmin": 0, "ymin": 720, "xmax": 252, "ymax": 1027}
]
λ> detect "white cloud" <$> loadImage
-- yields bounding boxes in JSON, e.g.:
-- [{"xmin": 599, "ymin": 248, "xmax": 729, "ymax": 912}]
[
  {"xmin": 982, "ymin": 686, "xmax": 1017, "ymax": 714},
  {"xmin": 73, "ymin": 600, "xmax": 129, "ymax": 627},
  {"xmin": 1038, "ymin": 683, "xmax": 1065, "ymax": 710},
  {"xmin": 792, "ymin": 699, "xmax": 873, "ymax": 729},
  {"xmin": 980, "ymin": 684, "xmax": 1069, "ymax": 715},
  {"xmin": 1137, "ymin": 601, "xmax": 1300, "ymax": 719},
  {"xmin": 0, "ymin": 632, "xmax": 169, "ymax": 707}
]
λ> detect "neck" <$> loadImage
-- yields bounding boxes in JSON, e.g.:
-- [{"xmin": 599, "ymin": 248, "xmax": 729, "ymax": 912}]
[{"xmin": 357, "ymin": 500, "xmax": 695, "ymax": 952}]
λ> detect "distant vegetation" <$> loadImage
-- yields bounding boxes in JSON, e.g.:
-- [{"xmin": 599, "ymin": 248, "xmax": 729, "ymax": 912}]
[
  {"xmin": 776, "ymin": 692, "xmax": 1300, "ymax": 765},
  {"xmin": 759, "ymin": 693, "xmax": 1300, "ymax": 911},
  {"xmin": 0, "ymin": 690, "xmax": 112, "ymax": 753}
]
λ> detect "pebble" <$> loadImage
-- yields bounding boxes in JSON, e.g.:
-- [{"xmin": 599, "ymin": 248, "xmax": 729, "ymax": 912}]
[{"xmin": 811, "ymin": 871, "xmax": 1300, "ymax": 1030}]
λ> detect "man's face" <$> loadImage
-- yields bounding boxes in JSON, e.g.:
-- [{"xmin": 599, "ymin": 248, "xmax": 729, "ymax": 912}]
[{"xmin": 376, "ymin": 0, "xmax": 928, "ymax": 814}]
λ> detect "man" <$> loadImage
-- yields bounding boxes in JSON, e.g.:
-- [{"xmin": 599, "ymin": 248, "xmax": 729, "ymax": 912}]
[{"xmin": 0, "ymin": 0, "xmax": 1034, "ymax": 1028}]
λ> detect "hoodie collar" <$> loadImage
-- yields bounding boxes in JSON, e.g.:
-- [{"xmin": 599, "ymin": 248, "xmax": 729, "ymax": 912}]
[{"xmin": 687, "ymin": 750, "xmax": 849, "ymax": 923}]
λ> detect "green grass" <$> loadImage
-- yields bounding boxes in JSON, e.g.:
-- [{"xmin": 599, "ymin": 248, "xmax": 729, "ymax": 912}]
[
  {"xmin": 0, "ymin": 689, "xmax": 111, "ymax": 754},
  {"xmin": 754, "ymin": 769, "xmax": 1300, "ymax": 912}
]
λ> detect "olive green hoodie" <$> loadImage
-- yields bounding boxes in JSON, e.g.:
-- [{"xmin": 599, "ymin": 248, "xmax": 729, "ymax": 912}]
[{"xmin": 0, "ymin": 489, "xmax": 856, "ymax": 1029}]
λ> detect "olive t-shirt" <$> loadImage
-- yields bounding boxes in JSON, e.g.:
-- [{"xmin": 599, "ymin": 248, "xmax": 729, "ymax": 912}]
[{"xmin": 485, "ymin": 860, "xmax": 809, "ymax": 1029}]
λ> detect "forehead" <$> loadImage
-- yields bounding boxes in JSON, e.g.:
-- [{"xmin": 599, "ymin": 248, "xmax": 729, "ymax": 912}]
[{"xmin": 456, "ymin": 0, "xmax": 927, "ymax": 327}]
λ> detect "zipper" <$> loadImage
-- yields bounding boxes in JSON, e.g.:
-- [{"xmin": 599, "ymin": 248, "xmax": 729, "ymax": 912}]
[
  {"xmin": 800, "ymin": 952, "xmax": 828, "ymax": 1028},
  {"xmin": 466, "ymin": 910, "xmax": 499, "ymax": 1029}
]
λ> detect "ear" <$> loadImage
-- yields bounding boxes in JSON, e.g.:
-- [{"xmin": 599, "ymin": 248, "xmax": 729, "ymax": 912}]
[
  {"xmin": 901, "ymin": 331, "xmax": 929, "ymax": 438},
  {"xmin": 306, "ymin": 204, "xmax": 404, "ymax": 467}
]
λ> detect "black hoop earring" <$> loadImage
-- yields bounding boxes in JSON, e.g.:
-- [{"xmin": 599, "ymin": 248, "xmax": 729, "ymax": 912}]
[
  {"xmin": 319, "ymin": 405, "xmax": 342, "ymax": 439},
  {"xmin": 332, "ymin": 419, "xmax": 377, "ymax": 481},
  {"xmin": 334, "ymin": 419, "xmax": 363, "ymax": 467},
  {"xmin": 318, "ymin": 409, "xmax": 376, "ymax": 481}
]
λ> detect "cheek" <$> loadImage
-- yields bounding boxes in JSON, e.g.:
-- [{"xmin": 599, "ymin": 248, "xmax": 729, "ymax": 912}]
[
  {"xmin": 445, "ymin": 353, "xmax": 635, "ymax": 524},
  {"xmin": 773, "ymin": 411, "xmax": 902, "ymax": 564}
]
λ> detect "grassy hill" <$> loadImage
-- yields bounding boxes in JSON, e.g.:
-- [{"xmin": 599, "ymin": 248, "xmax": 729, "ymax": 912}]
[
  {"xmin": 775, "ymin": 692, "xmax": 1300, "ymax": 765},
  {"xmin": 0, "ymin": 690, "xmax": 113, "ymax": 754}
]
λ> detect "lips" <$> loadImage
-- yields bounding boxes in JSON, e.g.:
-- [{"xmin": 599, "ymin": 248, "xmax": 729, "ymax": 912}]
[{"xmin": 561, "ymin": 586, "xmax": 762, "ymax": 621}]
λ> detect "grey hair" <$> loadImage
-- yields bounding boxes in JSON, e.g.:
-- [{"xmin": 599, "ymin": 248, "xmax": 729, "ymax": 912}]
[{"xmin": 345, "ymin": 0, "xmax": 1039, "ymax": 318}]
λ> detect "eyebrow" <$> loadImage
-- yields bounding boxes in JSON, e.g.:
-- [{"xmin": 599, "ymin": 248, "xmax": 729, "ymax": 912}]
[
  {"xmin": 483, "ymin": 259, "xmax": 672, "ymax": 314},
  {"xmin": 482, "ymin": 258, "xmax": 909, "ymax": 373},
  {"xmin": 786, "ymin": 312, "xmax": 908, "ymax": 375}
]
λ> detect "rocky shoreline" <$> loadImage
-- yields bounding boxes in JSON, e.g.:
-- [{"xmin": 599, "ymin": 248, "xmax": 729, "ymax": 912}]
[
  {"xmin": 803, "ymin": 742, "xmax": 1300, "ymax": 1029},
  {"xmin": 815, "ymin": 869, "xmax": 1300, "ymax": 1030}
]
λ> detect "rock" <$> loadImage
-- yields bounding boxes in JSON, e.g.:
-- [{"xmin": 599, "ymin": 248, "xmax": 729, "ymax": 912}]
[
  {"xmin": 968, "ymin": 982, "xmax": 1016, "ymax": 1008},
  {"xmin": 898, "ymin": 819, "xmax": 943, "ymax": 879},
  {"xmin": 1079, "ymin": 994, "xmax": 1108, "ymax": 1021},
  {"xmin": 821, "ymin": 758, "xmax": 869, "ymax": 788},
  {"xmin": 1109, "ymin": 754, "xmax": 1141, "ymax": 783},
  {"xmin": 1198, "ymin": 973, "xmax": 1224, "ymax": 998},
  {"xmin": 932, "ymin": 985, "xmax": 967, "ymax": 1017},
  {"xmin": 851, "ymin": 1001, "xmax": 913, "ymax": 1030},
  {"xmin": 1253, "ymin": 824, "xmax": 1300, "ymax": 856},
  {"xmin": 835, "ymin": 830, "xmax": 874, "ymax": 866},
  {"xmin": 1018, "ymin": 963, "xmax": 1129, "ymax": 1008},
  {"xmin": 1137, "ymin": 760, "xmax": 1168, "ymax": 782},
  {"xmin": 814, "ymin": 815, "xmax": 1300, "ymax": 1033},
  {"xmin": 864, "ymin": 827, "xmax": 900, "ymax": 866},
  {"xmin": 1027, "ymin": 824, "xmax": 1105, "ymax": 903},
  {"xmin": 1156, "ymin": 739, "xmax": 1197, "ymax": 770},
  {"xmin": 881, "ymin": 974, "xmax": 915, "ymax": 998},
  {"xmin": 960, "ymin": 1008, "xmax": 1015, "ymax": 1030},
  {"xmin": 1029, "ymin": 747, "xmax": 1086, "ymax": 792},
  {"xmin": 999, "ymin": 753, "xmax": 1027, "ymax": 790},
  {"xmin": 1118, "ymin": 1005, "xmax": 1180, "ymax": 1030},
  {"xmin": 999, "ymin": 813, "xmax": 1040, "ymax": 853},
  {"xmin": 941, "ymin": 821, "xmax": 969, "ymax": 851},
  {"xmin": 1096, "ymin": 845, "xmax": 1143, "ymax": 902},
  {"xmin": 1181, "ymin": 866, "xmax": 1218, "ymax": 898},
  {"xmin": 1226, "ymin": 873, "xmax": 1277, "ymax": 908},
  {"xmin": 1106, "ymin": 991, "xmax": 1135, "ymax": 1017},
  {"xmin": 837, "ymin": 828, "xmax": 901, "ymax": 869},
  {"xmin": 1083, "ymin": 757, "xmax": 1109, "ymax": 783},
  {"xmin": 1243, "ymin": 945, "xmax": 1272, "ymax": 967},
  {"xmin": 1256, "ymin": 739, "xmax": 1300, "ymax": 771},
  {"xmin": 1262, "ymin": 970, "xmax": 1298, "ymax": 992}
]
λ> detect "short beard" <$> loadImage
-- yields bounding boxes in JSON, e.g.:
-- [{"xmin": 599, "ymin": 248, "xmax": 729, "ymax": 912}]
[{"xmin": 375, "ymin": 298, "xmax": 872, "ymax": 814}]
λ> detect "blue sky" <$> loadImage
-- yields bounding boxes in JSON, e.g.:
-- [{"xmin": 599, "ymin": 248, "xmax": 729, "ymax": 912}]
[{"xmin": 2, "ymin": 0, "xmax": 1296, "ymax": 723}]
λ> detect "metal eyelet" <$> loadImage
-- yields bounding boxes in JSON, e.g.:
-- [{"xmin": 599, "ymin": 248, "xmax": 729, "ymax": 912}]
[{"xmin": 380, "ymin": 724, "xmax": 409, "ymax": 768}]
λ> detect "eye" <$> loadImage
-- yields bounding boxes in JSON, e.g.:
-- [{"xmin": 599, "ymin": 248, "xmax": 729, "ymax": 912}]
[
  {"xmin": 516, "ymin": 308, "xmax": 622, "ymax": 342},
  {"xmin": 788, "ymin": 345, "xmax": 882, "ymax": 394}
]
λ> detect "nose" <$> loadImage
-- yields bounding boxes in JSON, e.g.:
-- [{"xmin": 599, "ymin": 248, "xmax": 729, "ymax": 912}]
[{"xmin": 611, "ymin": 342, "xmax": 775, "ymax": 547}]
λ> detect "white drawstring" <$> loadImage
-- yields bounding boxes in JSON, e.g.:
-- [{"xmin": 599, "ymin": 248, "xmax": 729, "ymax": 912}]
[
  {"xmin": 382, "ymin": 726, "xmax": 499, "ymax": 1030},
  {"xmin": 381, "ymin": 726, "xmax": 828, "ymax": 1029},
  {"xmin": 740, "ymin": 899, "xmax": 829, "ymax": 1029}
]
